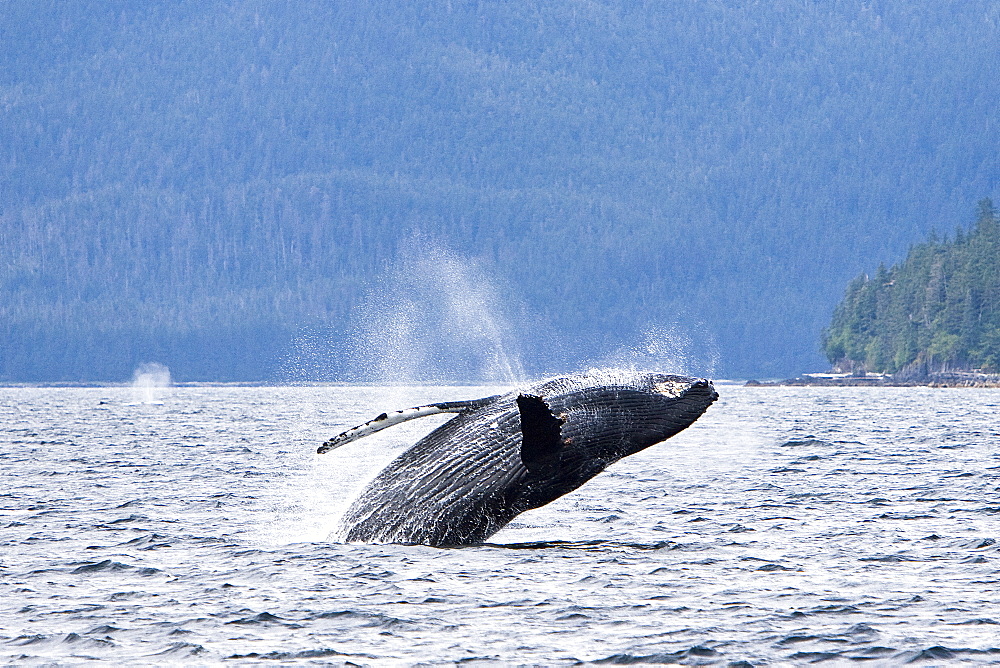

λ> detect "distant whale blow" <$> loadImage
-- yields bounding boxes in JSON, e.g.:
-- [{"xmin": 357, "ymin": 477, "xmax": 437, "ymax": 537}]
[{"xmin": 318, "ymin": 371, "xmax": 718, "ymax": 546}]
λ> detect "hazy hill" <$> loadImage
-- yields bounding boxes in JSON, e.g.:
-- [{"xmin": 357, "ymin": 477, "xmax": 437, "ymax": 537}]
[{"xmin": 2, "ymin": 1, "xmax": 998, "ymax": 381}]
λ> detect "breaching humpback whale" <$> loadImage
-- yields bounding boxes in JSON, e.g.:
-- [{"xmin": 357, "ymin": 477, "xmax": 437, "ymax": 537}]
[{"xmin": 318, "ymin": 371, "xmax": 717, "ymax": 546}]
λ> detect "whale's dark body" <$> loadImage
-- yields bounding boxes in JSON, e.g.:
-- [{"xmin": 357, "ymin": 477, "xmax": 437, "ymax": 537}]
[{"xmin": 321, "ymin": 371, "xmax": 717, "ymax": 546}]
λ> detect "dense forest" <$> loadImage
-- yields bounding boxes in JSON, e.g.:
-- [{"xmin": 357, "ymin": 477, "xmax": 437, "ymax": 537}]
[
  {"xmin": 2, "ymin": 1, "xmax": 999, "ymax": 381},
  {"xmin": 823, "ymin": 200, "xmax": 1000, "ymax": 374}
]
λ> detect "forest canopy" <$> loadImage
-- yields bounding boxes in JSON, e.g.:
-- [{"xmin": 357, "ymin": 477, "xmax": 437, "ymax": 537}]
[
  {"xmin": 823, "ymin": 200, "xmax": 1000, "ymax": 374},
  {"xmin": 2, "ymin": 1, "xmax": 999, "ymax": 381}
]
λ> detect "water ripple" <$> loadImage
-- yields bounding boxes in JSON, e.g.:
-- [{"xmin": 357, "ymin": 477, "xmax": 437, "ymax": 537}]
[{"xmin": 2, "ymin": 385, "xmax": 1000, "ymax": 663}]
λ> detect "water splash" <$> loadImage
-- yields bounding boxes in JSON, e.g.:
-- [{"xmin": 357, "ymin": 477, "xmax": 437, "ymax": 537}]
[
  {"xmin": 349, "ymin": 241, "xmax": 525, "ymax": 386},
  {"xmin": 595, "ymin": 324, "xmax": 719, "ymax": 378},
  {"xmin": 130, "ymin": 362, "xmax": 171, "ymax": 405},
  {"xmin": 265, "ymin": 242, "xmax": 526, "ymax": 543},
  {"xmin": 278, "ymin": 328, "xmax": 341, "ymax": 384}
]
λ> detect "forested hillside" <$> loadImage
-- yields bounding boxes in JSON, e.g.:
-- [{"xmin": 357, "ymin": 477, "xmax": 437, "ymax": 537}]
[
  {"xmin": 2, "ymin": 1, "xmax": 999, "ymax": 381},
  {"xmin": 823, "ymin": 200, "xmax": 1000, "ymax": 375}
]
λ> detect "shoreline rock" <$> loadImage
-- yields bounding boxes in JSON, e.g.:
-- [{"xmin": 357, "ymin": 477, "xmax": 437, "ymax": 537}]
[{"xmin": 746, "ymin": 371, "xmax": 1000, "ymax": 388}]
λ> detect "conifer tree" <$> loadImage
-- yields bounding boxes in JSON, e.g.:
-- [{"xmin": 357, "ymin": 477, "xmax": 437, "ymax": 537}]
[{"xmin": 823, "ymin": 199, "xmax": 1000, "ymax": 373}]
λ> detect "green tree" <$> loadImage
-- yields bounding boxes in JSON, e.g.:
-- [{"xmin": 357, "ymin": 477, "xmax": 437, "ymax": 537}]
[{"xmin": 824, "ymin": 200, "xmax": 1000, "ymax": 373}]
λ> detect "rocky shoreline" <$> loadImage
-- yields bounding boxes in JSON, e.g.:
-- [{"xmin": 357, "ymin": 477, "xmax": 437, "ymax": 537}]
[{"xmin": 747, "ymin": 371, "xmax": 1000, "ymax": 388}]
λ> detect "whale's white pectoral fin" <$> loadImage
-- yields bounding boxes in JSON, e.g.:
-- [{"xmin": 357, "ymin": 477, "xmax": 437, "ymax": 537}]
[
  {"xmin": 317, "ymin": 395, "xmax": 502, "ymax": 454},
  {"xmin": 318, "ymin": 405, "xmax": 450, "ymax": 453}
]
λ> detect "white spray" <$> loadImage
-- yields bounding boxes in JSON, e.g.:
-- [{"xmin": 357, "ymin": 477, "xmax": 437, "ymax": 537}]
[
  {"xmin": 349, "ymin": 241, "xmax": 525, "ymax": 386},
  {"xmin": 594, "ymin": 324, "xmax": 719, "ymax": 378},
  {"xmin": 130, "ymin": 362, "xmax": 171, "ymax": 405},
  {"xmin": 260, "ymin": 240, "xmax": 526, "ymax": 545}
]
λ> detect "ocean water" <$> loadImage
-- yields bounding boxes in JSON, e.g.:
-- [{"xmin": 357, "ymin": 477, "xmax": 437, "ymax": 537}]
[{"xmin": 2, "ymin": 383, "xmax": 1000, "ymax": 665}]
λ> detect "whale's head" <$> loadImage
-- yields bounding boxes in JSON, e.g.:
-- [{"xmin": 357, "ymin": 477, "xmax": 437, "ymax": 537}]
[{"xmin": 515, "ymin": 371, "xmax": 717, "ymax": 507}]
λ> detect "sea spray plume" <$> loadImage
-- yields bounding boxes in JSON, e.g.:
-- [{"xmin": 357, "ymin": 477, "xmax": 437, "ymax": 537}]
[
  {"xmin": 347, "ymin": 241, "xmax": 525, "ymax": 385},
  {"xmin": 599, "ymin": 325, "xmax": 719, "ymax": 378},
  {"xmin": 277, "ymin": 327, "xmax": 342, "ymax": 384},
  {"xmin": 130, "ymin": 362, "xmax": 171, "ymax": 405},
  {"xmin": 266, "ymin": 243, "xmax": 527, "ymax": 542},
  {"xmin": 320, "ymin": 370, "xmax": 717, "ymax": 546}
]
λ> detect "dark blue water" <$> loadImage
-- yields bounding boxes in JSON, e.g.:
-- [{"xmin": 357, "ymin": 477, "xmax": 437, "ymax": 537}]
[{"xmin": 2, "ymin": 384, "xmax": 1000, "ymax": 664}]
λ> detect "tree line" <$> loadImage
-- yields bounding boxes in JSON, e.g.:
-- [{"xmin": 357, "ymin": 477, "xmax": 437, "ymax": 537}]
[{"xmin": 823, "ymin": 200, "xmax": 1000, "ymax": 374}]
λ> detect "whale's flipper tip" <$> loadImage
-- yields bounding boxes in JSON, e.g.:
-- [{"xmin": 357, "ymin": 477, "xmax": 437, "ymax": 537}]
[{"xmin": 316, "ymin": 397, "xmax": 504, "ymax": 455}]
